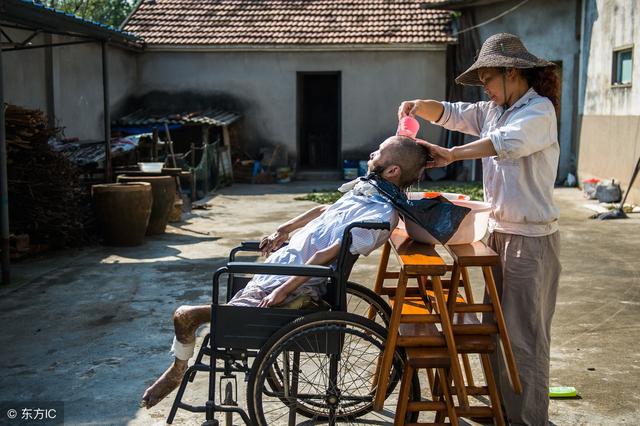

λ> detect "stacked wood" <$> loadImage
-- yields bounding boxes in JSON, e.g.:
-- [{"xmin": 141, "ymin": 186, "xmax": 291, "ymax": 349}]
[{"xmin": 4, "ymin": 104, "xmax": 96, "ymax": 249}]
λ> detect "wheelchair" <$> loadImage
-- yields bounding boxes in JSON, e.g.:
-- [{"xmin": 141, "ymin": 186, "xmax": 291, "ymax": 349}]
[{"xmin": 168, "ymin": 222, "xmax": 421, "ymax": 425}]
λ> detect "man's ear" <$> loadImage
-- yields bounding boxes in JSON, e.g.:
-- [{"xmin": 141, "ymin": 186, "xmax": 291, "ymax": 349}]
[{"xmin": 382, "ymin": 164, "xmax": 401, "ymax": 179}]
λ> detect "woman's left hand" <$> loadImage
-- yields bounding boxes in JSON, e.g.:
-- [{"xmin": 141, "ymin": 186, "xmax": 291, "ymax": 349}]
[{"xmin": 415, "ymin": 139, "xmax": 455, "ymax": 168}]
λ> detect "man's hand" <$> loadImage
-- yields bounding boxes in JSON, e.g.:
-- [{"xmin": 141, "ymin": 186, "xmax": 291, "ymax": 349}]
[
  {"xmin": 258, "ymin": 286, "xmax": 289, "ymax": 308},
  {"xmin": 259, "ymin": 229, "xmax": 289, "ymax": 257},
  {"xmin": 416, "ymin": 139, "xmax": 455, "ymax": 168}
]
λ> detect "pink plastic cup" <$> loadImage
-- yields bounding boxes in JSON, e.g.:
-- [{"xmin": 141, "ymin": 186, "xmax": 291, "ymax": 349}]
[{"xmin": 396, "ymin": 116, "xmax": 420, "ymax": 139}]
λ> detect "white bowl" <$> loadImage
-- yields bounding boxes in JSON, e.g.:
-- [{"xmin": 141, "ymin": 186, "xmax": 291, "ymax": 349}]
[
  {"xmin": 400, "ymin": 199, "xmax": 492, "ymax": 245},
  {"xmin": 138, "ymin": 162, "xmax": 165, "ymax": 173},
  {"xmin": 408, "ymin": 191, "xmax": 471, "ymax": 201}
]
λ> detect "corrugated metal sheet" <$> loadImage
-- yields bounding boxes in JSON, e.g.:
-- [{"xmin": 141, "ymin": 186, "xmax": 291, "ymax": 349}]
[{"xmin": 113, "ymin": 107, "xmax": 241, "ymax": 127}]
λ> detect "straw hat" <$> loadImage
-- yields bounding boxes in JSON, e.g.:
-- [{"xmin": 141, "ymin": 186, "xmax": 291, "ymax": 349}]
[{"xmin": 455, "ymin": 33, "xmax": 555, "ymax": 86}]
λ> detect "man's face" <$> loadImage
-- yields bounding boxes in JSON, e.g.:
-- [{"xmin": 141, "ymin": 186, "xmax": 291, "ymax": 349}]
[{"xmin": 367, "ymin": 138, "xmax": 395, "ymax": 174}]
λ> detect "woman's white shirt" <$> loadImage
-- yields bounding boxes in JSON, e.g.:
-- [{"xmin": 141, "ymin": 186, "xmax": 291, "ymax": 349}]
[{"xmin": 434, "ymin": 88, "xmax": 560, "ymax": 237}]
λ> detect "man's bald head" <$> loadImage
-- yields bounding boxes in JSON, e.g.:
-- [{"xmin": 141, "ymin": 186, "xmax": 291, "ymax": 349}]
[{"xmin": 378, "ymin": 136, "xmax": 432, "ymax": 188}]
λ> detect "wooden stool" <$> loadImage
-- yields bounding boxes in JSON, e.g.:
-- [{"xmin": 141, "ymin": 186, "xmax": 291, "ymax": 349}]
[
  {"xmin": 397, "ymin": 325, "xmax": 505, "ymax": 426},
  {"xmin": 372, "ymin": 230, "xmax": 470, "ymax": 411},
  {"xmin": 395, "ymin": 347, "xmax": 458, "ymax": 426},
  {"xmin": 445, "ymin": 242, "xmax": 522, "ymax": 395}
]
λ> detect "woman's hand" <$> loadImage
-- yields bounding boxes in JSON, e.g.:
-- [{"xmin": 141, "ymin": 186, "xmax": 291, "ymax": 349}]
[
  {"xmin": 259, "ymin": 229, "xmax": 289, "ymax": 257},
  {"xmin": 258, "ymin": 286, "xmax": 289, "ymax": 308},
  {"xmin": 398, "ymin": 100, "xmax": 420, "ymax": 119},
  {"xmin": 415, "ymin": 139, "xmax": 455, "ymax": 168}
]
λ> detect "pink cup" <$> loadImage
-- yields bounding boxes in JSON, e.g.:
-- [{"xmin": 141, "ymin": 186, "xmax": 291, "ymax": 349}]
[{"xmin": 396, "ymin": 116, "xmax": 420, "ymax": 139}]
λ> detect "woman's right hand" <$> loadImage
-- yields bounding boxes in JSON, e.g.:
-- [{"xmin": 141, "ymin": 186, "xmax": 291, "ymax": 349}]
[
  {"xmin": 259, "ymin": 229, "xmax": 289, "ymax": 256},
  {"xmin": 398, "ymin": 100, "xmax": 419, "ymax": 120}
]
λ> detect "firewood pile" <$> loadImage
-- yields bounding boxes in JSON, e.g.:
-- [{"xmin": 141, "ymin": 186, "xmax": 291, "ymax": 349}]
[{"xmin": 5, "ymin": 104, "xmax": 96, "ymax": 251}]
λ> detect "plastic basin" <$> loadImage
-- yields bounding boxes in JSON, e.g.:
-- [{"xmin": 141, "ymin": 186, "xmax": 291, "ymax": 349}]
[
  {"xmin": 408, "ymin": 191, "xmax": 471, "ymax": 201},
  {"xmin": 400, "ymin": 199, "xmax": 492, "ymax": 245},
  {"xmin": 138, "ymin": 162, "xmax": 165, "ymax": 173}
]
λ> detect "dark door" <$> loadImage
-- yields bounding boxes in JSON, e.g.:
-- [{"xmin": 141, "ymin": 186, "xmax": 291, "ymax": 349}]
[{"xmin": 298, "ymin": 72, "xmax": 341, "ymax": 169}]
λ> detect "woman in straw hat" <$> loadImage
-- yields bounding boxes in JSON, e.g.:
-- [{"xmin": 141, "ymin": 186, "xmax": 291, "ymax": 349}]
[{"xmin": 399, "ymin": 32, "xmax": 561, "ymax": 425}]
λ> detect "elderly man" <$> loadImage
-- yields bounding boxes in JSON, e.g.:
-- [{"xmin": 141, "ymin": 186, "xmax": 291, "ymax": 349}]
[{"xmin": 142, "ymin": 135, "xmax": 430, "ymax": 408}]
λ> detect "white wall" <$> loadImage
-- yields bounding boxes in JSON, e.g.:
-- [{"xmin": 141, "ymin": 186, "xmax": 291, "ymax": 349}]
[
  {"xmin": 581, "ymin": 0, "xmax": 640, "ymax": 116},
  {"xmin": 577, "ymin": 0, "xmax": 640, "ymax": 204},
  {"xmin": 136, "ymin": 49, "xmax": 447, "ymax": 164}
]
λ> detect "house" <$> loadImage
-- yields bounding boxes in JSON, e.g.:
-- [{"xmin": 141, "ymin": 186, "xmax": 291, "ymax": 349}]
[
  {"xmin": 121, "ymin": 0, "xmax": 456, "ymax": 177},
  {"xmin": 577, "ymin": 0, "xmax": 640, "ymax": 204}
]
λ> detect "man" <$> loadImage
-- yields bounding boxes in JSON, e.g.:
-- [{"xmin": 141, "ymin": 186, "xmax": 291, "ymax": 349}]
[{"xmin": 141, "ymin": 135, "xmax": 429, "ymax": 408}]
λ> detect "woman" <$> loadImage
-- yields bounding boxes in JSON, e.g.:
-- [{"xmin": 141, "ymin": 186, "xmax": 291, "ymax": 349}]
[{"xmin": 399, "ymin": 33, "xmax": 562, "ymax": 425}]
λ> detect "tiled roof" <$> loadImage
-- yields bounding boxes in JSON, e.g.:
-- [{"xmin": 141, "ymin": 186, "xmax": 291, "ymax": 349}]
[{"xmin": 123, "ymin": 0, "xmax": 456, "ymax": 46}]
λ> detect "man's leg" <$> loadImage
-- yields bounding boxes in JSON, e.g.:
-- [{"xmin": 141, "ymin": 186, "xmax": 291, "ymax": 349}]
[{"xmin": 141, "ymin": 305, "xmax": 211, "ymax": 408}]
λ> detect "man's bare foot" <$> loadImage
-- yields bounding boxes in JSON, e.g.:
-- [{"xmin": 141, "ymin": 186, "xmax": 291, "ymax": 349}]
[{"xmin": 141, "ymin": 359, "xmax": 188, "ymax": 409}]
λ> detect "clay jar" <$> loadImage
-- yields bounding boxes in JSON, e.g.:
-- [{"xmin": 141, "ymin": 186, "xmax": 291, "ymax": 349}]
[
  {"xmin": 117, "ymin": 175, "xmax": 176, "ymax": 234},
  {"xmin": 91, "ymin": 182, "xmax": 152, "ymax": 246}
]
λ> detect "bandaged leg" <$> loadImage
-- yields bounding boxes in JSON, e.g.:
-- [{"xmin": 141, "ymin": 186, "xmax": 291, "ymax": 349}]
[
  {"xmin": 142, "ymin": 305, "xmax": 211, "ymax": 409},
  {"xmin": 171, "ymin": 336, "xmax": 195, "ymax": 361}
]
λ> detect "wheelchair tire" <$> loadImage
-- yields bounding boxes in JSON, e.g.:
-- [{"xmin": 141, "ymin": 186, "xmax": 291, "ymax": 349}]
[
  {"xmin": 345, "ymin": 281, "xmax": 391, "ymax": 327},
  {"xmin": 247, "ymin": 311, "xmax": 420, "ymax": 425}
]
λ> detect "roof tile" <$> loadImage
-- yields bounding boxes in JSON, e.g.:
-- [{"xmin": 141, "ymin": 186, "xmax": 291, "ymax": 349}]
[{"xmin": 124, "ymin": 0, "xmax": 455, "ymax": 46}]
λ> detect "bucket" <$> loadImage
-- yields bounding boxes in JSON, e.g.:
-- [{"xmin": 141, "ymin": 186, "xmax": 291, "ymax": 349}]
[
  {"xmin": 91, "ymin": 182, "xmax": 152, "ymax": 246},
  {"xmin": 117, "ymin": 175, "xmax": 176, "ymax": 234},
  {"xmin": 343, "ymin": 159, "xmax": 358, "ymax": 180},
  {"xmin": 276, "ymin": 166, "xmax": 291, "ymax": 183},
  {"xmin": 358, "ymin": 160, "xmax": 369, "ymax": 176}
]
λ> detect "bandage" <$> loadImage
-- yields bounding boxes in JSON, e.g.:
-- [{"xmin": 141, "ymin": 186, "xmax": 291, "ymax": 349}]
[{"xmin": 171, "ymin": 336, "xmax": 195, "ymax": 361}]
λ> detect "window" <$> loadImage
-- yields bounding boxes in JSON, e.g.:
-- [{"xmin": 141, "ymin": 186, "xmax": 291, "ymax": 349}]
[{"xmin": 612, "ymin": 47, "xmax": 633, "ymax": 86}]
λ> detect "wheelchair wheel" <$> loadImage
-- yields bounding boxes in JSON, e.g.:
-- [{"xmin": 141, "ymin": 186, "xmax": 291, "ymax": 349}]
[
  {"xmin": 345, "ymin": 281, "xmax": 391, "ymax": 327},
  {"xmin": 247, "ymin": 311, "xmax": 420, "ymax": 425}
]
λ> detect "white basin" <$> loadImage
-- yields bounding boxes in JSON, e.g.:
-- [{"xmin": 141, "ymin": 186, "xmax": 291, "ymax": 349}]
[{"xmin": 400, "ymin": 199, "xmax": 492, "ymax": 245}]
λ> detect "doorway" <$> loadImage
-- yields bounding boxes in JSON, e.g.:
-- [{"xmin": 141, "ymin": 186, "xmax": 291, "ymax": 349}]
[{"xmin": 298, "ymin": 72, "xmax": 341, "ymax": 169}]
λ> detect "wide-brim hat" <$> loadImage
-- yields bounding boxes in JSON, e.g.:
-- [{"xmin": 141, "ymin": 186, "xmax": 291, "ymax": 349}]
[{"xmin": 455, "ymin": 33, "xmax": 555, "ymax": 86}]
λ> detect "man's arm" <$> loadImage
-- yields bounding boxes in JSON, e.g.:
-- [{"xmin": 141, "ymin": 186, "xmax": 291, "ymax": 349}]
[
  {"xmin": 258, "ymin": 241, "xmax": 341, "ymax": 307},
  {"xmin": 260, "ymin": 205, "xmax": 328, "ymax": 255}
]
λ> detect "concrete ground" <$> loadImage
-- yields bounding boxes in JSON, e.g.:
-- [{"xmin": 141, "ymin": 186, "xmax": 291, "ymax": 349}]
[{"xmin": 0, "ymin": 183, "xmax": 638, "ymax": 425}]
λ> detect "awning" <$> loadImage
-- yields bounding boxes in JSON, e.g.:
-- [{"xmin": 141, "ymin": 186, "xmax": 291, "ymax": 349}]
[
  {"xmin": 0, "ymin": 0, "xmax": 143, "ymax": 49},
  {"xmin": 113, "ymin": 107, "xmax": 241, "ymax": 128}
]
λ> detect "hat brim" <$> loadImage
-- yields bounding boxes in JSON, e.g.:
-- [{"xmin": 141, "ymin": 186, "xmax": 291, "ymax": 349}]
[{"xmin": 455, "ymin": 56, "xmax": 556, "ymax": 86}]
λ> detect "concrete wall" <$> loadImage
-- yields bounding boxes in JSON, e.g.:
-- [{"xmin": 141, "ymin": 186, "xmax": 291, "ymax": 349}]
[
  {"xmin": 577, "ymin": 0, "xmax": 640, "ymax": 204},
  {"xmin": 136, "ymin": 49, "xmax": 447, "ymax": 168},
  {"xmin": 2, "ymin": 29, "xmax": 48, "ymax": 111},
  {"xmin": 1, "ymin": 28, "xmax": 138, "ymax": 141},
  {"xmin": 472, "ymin": 0, "xmax": 582, "ymax": 183}
]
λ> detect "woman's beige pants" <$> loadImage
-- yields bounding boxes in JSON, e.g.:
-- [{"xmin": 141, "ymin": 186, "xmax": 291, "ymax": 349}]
[{"xmin": 484, "ymin": 231, "xmax": 562, "ymax": 426}]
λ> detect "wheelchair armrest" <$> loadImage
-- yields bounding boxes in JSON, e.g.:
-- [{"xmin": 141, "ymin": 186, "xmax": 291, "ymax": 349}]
[
  {"xmin": 343, "ymin": 221, "xmax": 391, "ymax": 235},
  {"xmin": 240, "ymin": 241, "xmax": 290, "ymax": 251},
  {"xmin": 226, "ymin": 262, "xmax": 334, "ymax": 278},
  {"xmin": 240, "ymin": 241, "xmax": 261, "ymax": 251}
]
